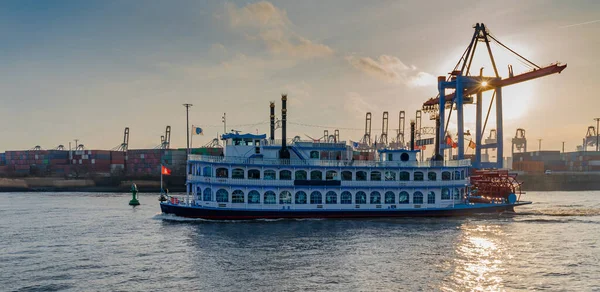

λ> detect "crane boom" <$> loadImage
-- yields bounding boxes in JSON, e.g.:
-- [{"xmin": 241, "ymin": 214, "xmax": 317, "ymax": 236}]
[{"xmin": 423, "ymin": 63, "xmax": 567, "ymax": 111}]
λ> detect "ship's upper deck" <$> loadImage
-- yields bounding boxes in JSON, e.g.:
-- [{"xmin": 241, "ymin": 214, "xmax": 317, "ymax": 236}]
[{"xmin": 188, "ymin": 154, "xmax": 471, "ymax": 168}]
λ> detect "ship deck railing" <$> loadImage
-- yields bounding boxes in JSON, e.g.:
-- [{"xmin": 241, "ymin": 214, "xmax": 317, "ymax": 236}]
[
  {"xmin": 188, "ymin": 155, "xmax": 471, "ymax": 168},
  {"xmin": 187, "ymin": 175, "xmax": 469, "ymax": 187}
]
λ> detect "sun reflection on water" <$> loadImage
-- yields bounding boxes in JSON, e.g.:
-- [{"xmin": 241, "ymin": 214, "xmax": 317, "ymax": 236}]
[{"xmin": 443, "ymin": 225, "xmax": 508, "ymax": 292}]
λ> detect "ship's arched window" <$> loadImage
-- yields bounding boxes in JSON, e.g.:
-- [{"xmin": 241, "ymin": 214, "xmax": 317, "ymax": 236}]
[
  {"xmin": 310, "ymin": 191, "xmax": 323, "ymax": 204},
  {"xmin": 384, "ymin": 171, "xmax": 396, "ymax": 181},
  {"xmin": 428, "ymin": 171, "xmax": 437, "ymax": 181},
  {"xmin": 248, "ymin": 190, "xmax": 260, "ymax": 204},
  {"xmin": 279, "ymin": 191, "xmax": 292, "ymax": 204},
  {"xmin": 280, "ymin": 170, "xmax": 292, "ymax": 180},
  {"xmin": 399, "ymin": 171, "xmax": 410, "ymax": 181},
  {"xmin": 461, "ymin": 170, "xmax": 465, "ymax": 180},
  {"xmin": 248, "ymin": 169, "xmax": 261, "ymax": 180},
  {"xmin": 454, "ymin": 188, "xmax": 460, "ymax": 200},
  {"xmin": 216, "ymin": 189, "xmax": 229, "ymax": 202},
  {"xmin": 341, "ymin": 171, "xmax": 353, "ymax": 181},
  {"xmin": 295, "ymin": 191, "xmax": 307, "ymax": 204},
  {"xmin": 326, "ymin": 191, "xmax": 337, "ymax": 204},
  {"xmin": 441, "ymin": 188, "xmax": 450, "ymax": 200},
  {"xmin": 310, "ymin": 151, "xmax": 320, "ymax": 159},
  {"xmin": 414, "ymin": 171, "xmax": 424, "ymax": 181},
  {"xmin": 413, "ymin": 191, "xmax": 424, "ymax": 204},
  {"xmin": 384, "ymin": 191, "xmax": 395, "ymax": 204},
  {"xmin": 203, "ymin": 188, "xmax": 213, "ymax": 201},
  {"xmin": 442, "ymin": 171, "xmax": 451, "ymax": 181},
  {"xmin": 295, "ymin": 170, "xmax": 307, "ymax": 180},
  {"xmin": 310, "ymin": 170, "xmax": 322, "ymax": 181},
  {"xmin": 355, "ymin": 191, "xmax": 367, "ymax": 204},
  {"xmin": 370, "ymin": 171, "xmax": 382, "ymax": 181},
  {"xmin": 341, "ymin": 191, "xmax": 352, "ymax": 204},
  {"xmin": 399, "ymin": 191, "xmax": 409, "ymax": 204},
  {"xmin": 232, "ymin": 190, "xmax": 244, "ymax": 203},
  {"xmin": 216, "ymin": 168, "xmax": 228, "ymax": 178},
  {"xmin": 202, "ymin": 166, "xmax": 212, "ymax": 177},
  {"xmin": 264, "ymin": 170, "xmax": 276, "ymax": 180},
  {"xmin": 326, "ymin": 170, "xmax": 338, "ymax": 181},
  {"xmin": 264, "ymin": 191, "xmax": 276, "ymax": 204},
  {"xmin": 370, "ymin": 191, "xmax": 381, "ymax": 204},
  {"xmin": 232, "ymin": 168, "xmax": 244, "ymax": 179},
  {"xmin": 454, "ymin": 170, "xmax": 461, "ymax": 180},
  {"xmin": 401, "ymin": 152, "xmax": 409, "ymax": 161},
  {"xmin": 196, "ymin": 186, "xmax": 202, "ymax": 200},
  {"xmin": 427, "ymin": 191, "xmax": 436, "ymax": 204},
  {"xmin": 356, "ymin": 171, "xmax": 367, "ymax": 181}
]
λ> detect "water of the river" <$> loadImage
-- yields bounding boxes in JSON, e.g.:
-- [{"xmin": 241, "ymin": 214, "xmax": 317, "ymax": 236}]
[{"xmin": 0, "ymin": 191, "xmax": 599, "ymax": 291}]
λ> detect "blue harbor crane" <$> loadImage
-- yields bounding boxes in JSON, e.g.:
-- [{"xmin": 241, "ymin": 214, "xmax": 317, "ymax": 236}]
[{"xmin": 422, "ymin": 23, "xmax": 567, "ymax": 168}]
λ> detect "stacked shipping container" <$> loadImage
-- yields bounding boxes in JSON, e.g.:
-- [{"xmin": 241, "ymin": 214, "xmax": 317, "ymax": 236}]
[
  {"xmin": 126, "ymin": 149, "xmax": 163, "ymax": 176},
  {"xmin": 2, "ymin": 150, "xmax": 70, "ymax": 175}
]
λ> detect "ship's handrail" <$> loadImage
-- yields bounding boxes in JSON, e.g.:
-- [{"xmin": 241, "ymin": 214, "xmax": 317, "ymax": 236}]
[
  {"xmin": 187, "ymin": 175, "xmax": 468, "ymax": 187},
  {"xmin": 188, "ymin": 155, "xmax": 471, "ymax": 168},
  {"xmin": 262, "ymin": 139, "xmax": 347, "ymax": 148}
]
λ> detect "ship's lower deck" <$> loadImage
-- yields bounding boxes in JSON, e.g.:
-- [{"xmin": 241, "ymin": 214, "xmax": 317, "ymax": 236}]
[{"xmin": 160, "ymin": 201, "xmax": 532, "ymax": 220}]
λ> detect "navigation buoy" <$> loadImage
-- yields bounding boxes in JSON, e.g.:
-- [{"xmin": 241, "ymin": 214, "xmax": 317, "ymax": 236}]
[{"xmin": 129, "ymin": 183, "xmax": 140, "ymax": 206}]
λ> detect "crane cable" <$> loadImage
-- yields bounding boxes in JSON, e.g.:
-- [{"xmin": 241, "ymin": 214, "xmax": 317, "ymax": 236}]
[{"xmin": 487, "ymin": 33, "xmax": 541, "ymax": 69}]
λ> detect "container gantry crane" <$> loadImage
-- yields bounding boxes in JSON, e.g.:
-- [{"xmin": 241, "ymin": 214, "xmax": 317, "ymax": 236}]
[
  {"xmin": 378, "ymin": 111, "xmax": 389, "ymax": 147},
  {"xmin": 422, "ymin": 23, "xmax": 566, "ymax": 168},
  {"xmin": 585, "ymin": 126, "xmax": 597, "ymax": 151},
  {"xmin": 112, "ymin": 127, "xmax": 129, "ymax": 151},
  {"xmin": 511, "ymin": 128, "xmax": 527, "ymax": 155},
  {"xmin": 156, "ymin": 126, "xmax": 171, "ymax": 149}
]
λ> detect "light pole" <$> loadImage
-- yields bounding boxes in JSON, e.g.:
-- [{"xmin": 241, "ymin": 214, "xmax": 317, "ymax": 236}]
[
  {"xmin": 562, "ymin": 141, "xmax": 565, "ymax": 153},
  {"xmin": 594, "ymin": 118, "xmax": 600, "ymax": 152},
  {"xmin": 538, "ymin": 139, "xmax": 542, "ymax": 151},
  {"xmin": 183, "ymin": 104, "xmax": 193, "ymax": 154},
  {"xmin": 183, "ymin": 104, "xmax": 193, "ymax": 206}
]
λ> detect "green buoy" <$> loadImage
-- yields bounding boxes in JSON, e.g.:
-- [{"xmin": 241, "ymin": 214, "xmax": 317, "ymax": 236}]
[{"xmin": 129, "ymin": 183, "xmax": 140, "ymax": 206}]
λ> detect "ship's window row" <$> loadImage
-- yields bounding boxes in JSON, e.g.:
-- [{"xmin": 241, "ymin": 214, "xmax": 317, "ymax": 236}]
[
  {"xmin": 199, "ymin": 166, "xmax": 465, "ymax": 182},
  {"xmin": 196, "ymin": 187, "xmax": 462, "ymax": 204}
]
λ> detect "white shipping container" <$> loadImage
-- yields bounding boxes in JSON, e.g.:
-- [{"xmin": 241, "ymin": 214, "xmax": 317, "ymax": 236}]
[
  {"xmin": 79, "ymin": 159, "xmax": 82, "ymax": 165},
  {"xmin": 588, "ymin": 160, "xmax": 600, "ymax": 166},
  {"xmin": 141, "ymin": 154, "xmax": 145, "ymax": 159},
  {"xmin": 92, "ymin": 159, "xmax": 96, "ymax": 164}
]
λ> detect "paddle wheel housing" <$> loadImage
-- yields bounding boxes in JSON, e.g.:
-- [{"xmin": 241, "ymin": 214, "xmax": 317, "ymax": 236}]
[{"xmin": 469, "ymin": 169, "xmax": 522, "ymax": 203}]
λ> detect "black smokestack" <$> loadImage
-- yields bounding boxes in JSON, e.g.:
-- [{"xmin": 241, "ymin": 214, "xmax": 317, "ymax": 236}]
[
  {"xmin": 434, "ymin": 117, "xmax": 441, "ymax": 160},
  {"xmin": 410, "ymin": 121, "xmax": 415, "ymax": 151},
  {"xmin": 269, "ymin": 102, "xmax": 275, "ymax": 141},
  {"xmin": 279, "ymin": 94, "xmax": 290, "ymax": 159}
]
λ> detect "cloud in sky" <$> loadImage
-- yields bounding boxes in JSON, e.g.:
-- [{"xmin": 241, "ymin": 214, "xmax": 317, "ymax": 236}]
[
  {"xmin": 224, "ymin": 1, "xmax": 333, "ymax": 59},
  {"xmin": 346, "ymin": 54, "xmax": 436, "ymax": 87}
]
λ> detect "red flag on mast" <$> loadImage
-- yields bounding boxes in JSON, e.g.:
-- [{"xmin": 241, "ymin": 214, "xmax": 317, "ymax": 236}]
[{"xmin": 161, "ymin": 165, "xmax": 172, "ymax": 175}]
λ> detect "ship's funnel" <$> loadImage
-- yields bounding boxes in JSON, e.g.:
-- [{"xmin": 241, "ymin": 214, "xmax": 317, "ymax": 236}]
[
  {"xmin": 269, "ymin": 102, "xmax": 275, "ymax": 141},
  {"xmin": 410, "ymin": 121, "xmax": 415, "ymax": 151},
  {"xmin": 279, "ymin": 94, "xmax": 290, "ymax": 159}
]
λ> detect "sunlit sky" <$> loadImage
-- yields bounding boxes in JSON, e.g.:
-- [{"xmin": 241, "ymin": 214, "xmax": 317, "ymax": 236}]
[{"xmin": 1, "ymin": 0, "xmax": 599, "ymax": 155}]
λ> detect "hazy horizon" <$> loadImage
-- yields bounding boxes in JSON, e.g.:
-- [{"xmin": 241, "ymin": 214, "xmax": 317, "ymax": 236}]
[{"xmin": 1, "ymin": 0, "xmax": 599, "ymax": 156}]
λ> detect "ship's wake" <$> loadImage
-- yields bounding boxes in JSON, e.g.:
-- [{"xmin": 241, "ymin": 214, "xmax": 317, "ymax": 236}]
[{"xmin": 517, "ymin": 207, "xmax": 600, "ymax": 217}]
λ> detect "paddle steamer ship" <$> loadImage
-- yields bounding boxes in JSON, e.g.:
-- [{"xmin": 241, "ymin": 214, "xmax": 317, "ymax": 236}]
[{"xmin": 160, "ymin": 95, "xmax": 529, "ymax": 219}]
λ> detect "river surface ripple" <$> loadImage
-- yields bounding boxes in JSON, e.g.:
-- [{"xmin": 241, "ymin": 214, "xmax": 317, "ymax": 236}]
[{"xmin": 0, "ymin": 191, "xmax": 599, "ymax": 291}]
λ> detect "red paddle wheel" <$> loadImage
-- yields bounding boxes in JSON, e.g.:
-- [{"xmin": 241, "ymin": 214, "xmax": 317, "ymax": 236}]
[{"xmin": 469, "ymin": 169, "xmax": 523, "ymax": 203}]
